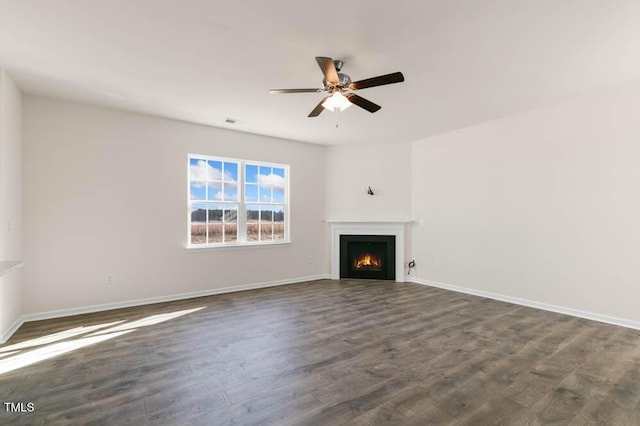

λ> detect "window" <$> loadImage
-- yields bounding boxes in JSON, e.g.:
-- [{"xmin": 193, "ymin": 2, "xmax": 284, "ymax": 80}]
[{"xmin": 188, "ymin": 154, "xmax": 289, "ymax": 247}]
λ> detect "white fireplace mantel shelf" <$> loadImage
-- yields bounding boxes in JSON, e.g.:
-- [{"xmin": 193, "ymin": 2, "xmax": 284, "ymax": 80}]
[{"xmin": 328, "ymin": 221, "xmax": 408, "ymax": 282}]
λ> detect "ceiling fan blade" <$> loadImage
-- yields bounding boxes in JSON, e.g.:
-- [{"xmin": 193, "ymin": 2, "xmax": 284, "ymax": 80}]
[
  {"xmin": 349, "ymin": 72, "xmax": 405, "ymax": 90},
  {"xmin": 269, "ymin": 88, "xmax": 320, "ymax": 94},
  {"xmin": 346, "ymin": 93, "xmax": 381, "ymax": 113},
  {"xmin": 315, "ymin": 57, "xmax": 339, "ymax": 84},
  {"xmin": 308, "ymin": 97, "xmax": 329, "ymax": 117}
]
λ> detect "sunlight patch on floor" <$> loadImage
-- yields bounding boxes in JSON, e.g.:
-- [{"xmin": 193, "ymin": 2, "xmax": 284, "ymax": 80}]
[
  {"xmin": 88, "ymin": 307, "xmax": 205, "ymax": 336},
  {"xmin": 0, "ymin": 321, "xmax": 126, "ymax": 353},
  {"xmin": 0, "ymin": 306, "xmax": 206, "ymax": 375}
]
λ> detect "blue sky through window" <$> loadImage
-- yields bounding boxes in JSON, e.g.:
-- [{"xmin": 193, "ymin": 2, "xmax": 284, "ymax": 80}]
[
  {"xmin": 245, "ymin": 184, "xmax": 258, "ymax": 202},
  {"xmin": 224, "ymin": 162, "xmax": 238, "ymax": 181},
  {"xmin": 246, "ymin": 165, "xmax": 258, "ymax": 183},
  {"xmin": 207, "ymin": 160, "xmax": 222, "ymax": 180},
  {"xmin": 190, "ymin": 183, "xmax": 205, "ymax": 200}
]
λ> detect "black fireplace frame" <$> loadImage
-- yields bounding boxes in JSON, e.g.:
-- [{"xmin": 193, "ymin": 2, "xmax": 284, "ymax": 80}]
[{"xmin": 340, "ymin": 234, "xmax": 396, "ymax": 280}]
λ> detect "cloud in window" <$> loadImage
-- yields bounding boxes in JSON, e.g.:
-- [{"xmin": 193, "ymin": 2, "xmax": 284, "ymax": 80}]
[
  {"xmin": 257, "ymin": 173, "xmax": 285, "ymax": 189},
  {"xmin": 190, "ymin": 160, "xmax": 236, "ymax": 182},
  {"xmin": 190, "ymin": 160, "xmax": 208, "ymax": 181}
]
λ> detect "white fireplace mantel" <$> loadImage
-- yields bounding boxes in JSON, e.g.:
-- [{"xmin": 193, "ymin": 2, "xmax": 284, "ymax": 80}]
[{"xmin": 327, "ymin": 221, "xmax": 409, "ymax": 282}]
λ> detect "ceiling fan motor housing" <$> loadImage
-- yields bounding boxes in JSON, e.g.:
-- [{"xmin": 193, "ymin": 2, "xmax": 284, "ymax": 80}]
[{"xmin": 323, "ymin": 73, "xmax": 352, "ymax": 91}]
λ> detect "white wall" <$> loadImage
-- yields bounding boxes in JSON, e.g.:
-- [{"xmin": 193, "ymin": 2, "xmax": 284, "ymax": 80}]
[
  {"xmin": 325, "ymin": 143, "xmax": 412, "ymax": 221},
  {"xmin": 23, "ymin": 97, "xmax": 327, "ymax": 315},
  {"xmin": 412, "ymin": 81, "xmax": 640, "ymax": 324},
  {"xmin": 325, "ymin": 142, "xmax": 413, "ymax": 272},
  {"xmin": 0, "ymin": 70, "xmax": 23, "ymax": 340},
  {"xmin": 17, "ymin": 78, "xmax": 640, "ymax": 328}
]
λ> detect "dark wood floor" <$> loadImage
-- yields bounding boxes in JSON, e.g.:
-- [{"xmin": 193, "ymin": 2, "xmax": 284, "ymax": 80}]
[{"xmin": 1, "ymin": 279, "xmax": 640, "ymax": 425}]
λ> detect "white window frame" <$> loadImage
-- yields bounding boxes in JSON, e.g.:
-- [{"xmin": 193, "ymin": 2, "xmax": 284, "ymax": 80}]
[{"xmin": 187, "ymin": 154, "xmax": 290, "ymax": 248}]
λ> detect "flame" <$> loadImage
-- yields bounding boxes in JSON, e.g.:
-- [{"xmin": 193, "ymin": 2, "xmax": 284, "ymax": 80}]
[{"xmin": 353, "ymin": 253, "xmax": 382, "ymax": 270}]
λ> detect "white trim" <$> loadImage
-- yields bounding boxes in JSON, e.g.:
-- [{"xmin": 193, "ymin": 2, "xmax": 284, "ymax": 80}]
[
  {"xmin": 1, "ymin": 316, "xmax": 25, "ymax": 344},
  {"xmin": 329, "ymin": 221, "xmax": 409, "ymax": 282},
  {"xmin": 409, "ymin": 277, "xmax": 640, "ymax": 331},
  {"xmin": 1, "ymin": 274, "xmax": 329, "ymax": 343},
  {"xmin": 185, "ymin": 241, "xmax": 291, "ymax": 251}
]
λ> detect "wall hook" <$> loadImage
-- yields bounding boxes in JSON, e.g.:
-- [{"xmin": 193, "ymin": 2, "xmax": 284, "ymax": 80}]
[{"xmin": 367, "ymin": 186, "xmax": 374, "ymax": 196}]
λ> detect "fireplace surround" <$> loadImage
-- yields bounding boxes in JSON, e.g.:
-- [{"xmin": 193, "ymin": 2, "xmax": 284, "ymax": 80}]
[{"xmin": 328, "ymin": 221, "xmax": 408, "ymax": 282}]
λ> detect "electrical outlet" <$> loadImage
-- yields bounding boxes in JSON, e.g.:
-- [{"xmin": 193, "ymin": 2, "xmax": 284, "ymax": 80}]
[
  {"xmin": 434, "ymin": 259, "xmax": 440, "ymax": 268},
  {"xmin": 107, "ymin": 276, "xmax": 113, "ymax": 284}
]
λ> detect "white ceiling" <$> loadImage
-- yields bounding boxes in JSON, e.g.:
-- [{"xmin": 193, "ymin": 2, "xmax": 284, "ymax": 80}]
[{"xmin": 1, "ymin": 1, "xmax": 640, "ymax": 145}]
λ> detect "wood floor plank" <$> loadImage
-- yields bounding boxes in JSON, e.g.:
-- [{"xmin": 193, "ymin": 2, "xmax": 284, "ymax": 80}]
[
  {"xmin": 1, "ymin": 279, "xmax": 640, "ymax": 424},
  {"xmin": 457, "ymin": 397, "xmax": 532, "ymax": 426}
]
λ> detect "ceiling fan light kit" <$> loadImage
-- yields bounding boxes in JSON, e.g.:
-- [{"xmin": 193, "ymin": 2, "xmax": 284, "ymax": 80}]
[
  {"xmin": 269, "ymin": 57, "xmax": 405, "ymax": 117},
  {"xmin": 322, "ymin": 91, "xmax": 352, "ymax": 112}
]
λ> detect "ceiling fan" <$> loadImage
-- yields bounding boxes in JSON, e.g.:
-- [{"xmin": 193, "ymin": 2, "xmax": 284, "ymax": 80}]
[{"xmin": 269, "ymin": 57, "xmax": 405, "ymax": 117}]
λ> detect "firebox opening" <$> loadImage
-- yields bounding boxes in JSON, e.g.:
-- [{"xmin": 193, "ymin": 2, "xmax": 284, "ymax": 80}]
[
  {"xmin": 340, "ymin": 235, "xmax": 396, "ymax": 280},
  {"xmin": 353, "ymin": 253, "xmax": 382, "ymax": 271}
]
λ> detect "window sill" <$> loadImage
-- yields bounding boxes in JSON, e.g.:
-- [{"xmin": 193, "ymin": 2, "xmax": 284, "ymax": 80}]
[{"xmin": 185, "ymin": 240, "xmax": 292, "ymax": 251}]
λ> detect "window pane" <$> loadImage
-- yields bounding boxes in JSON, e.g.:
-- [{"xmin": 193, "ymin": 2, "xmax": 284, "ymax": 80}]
[
  {"xmin": 274, "ymin": 206, "xmax": 285, "ymax": 240},
  {"xmin": 207, "ymin": 224, "xmax": 223, "ymax": 243},
  {"xmin": 274, "ymin": 206, "xmax": 284, "ymax": 222},
  {"xmin": 190, "ymin": 203, "xmax": 207, "ymax": 222},
  {"xmin": 272, "ymin": 168, "xmax": 285, "ymax": 189},
  {"xmin": 208, "ymin": 160, "xmax": 223, "ymax": 181},
  {"xmin": 223, "ymin": 162, "xmax": 238, "ymax": 182},
  {"xmin": 190, "ymin": 203, "xmax": 207, "ymax": 244},
  {"xmin": 207, "ymin": 206, "xmax": 223, "ymax": 222},
  {"xmin": 224, "ymin": 207, "xmax": 238, "ymax": 222},
  {"xmin": 273, "ymin": 188, "xmax": 285, "ymax": 202},
  {"xmin": 245, "ymin": 164, "xmax": 258, "ymax": 183},
  {"xmin": 260, "ymin": 209, "xmax": 273, "ymax": 222},
  {"xmin": 223, "ymin": 185, "xmax": 238, "ymax": 202},
  {"xmin": 259, "ymin": 166, "xmax": 272, "ymax": 184},
  {"xmin": 247, "ymin": 205, "xmax": 259, "ymax": 241},
  {"xmin": 224, "ymin": 223, "xmax": 237, "ymax": 242},
  {"xmin": 221, "ymin": 161, "xmax": 239, "ymax": 207},
  {"xmin": 260, "ymin": 223, "xmax": 274, "ymax": 240},
  {"xmin": 245, "ymin": 183, "xmax": 258, "ymax": 202},
  {"xmin": 260, "ymin": 187, "xmax": 273, "ymax": 203},
  {"xmin": 190, "ymin": 158, "xmax": 208, "ymax": 181},
  {"xmin": 191, "ymin": 223, "xmax": 207, "ymax": 244},
  {"xmin": 207, "ymin": 205, "xmax": 223, "ymax": 244},
  {"xmin": 274, "ymin": 223, "xmax": 285, "ymax": 240},
  {"xmin": 190, "ymin": 182, "xmax": 205, "ymax": 200},
  {"xmin": 207, "ymin": 181, "xmax": 222, "ymax": 201},
  {"xmin": 224, "ymin": 208, "xmax": 238, "ymax": 242}
]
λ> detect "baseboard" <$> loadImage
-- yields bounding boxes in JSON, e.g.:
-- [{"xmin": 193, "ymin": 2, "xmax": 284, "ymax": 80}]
[
  {"xmin": 4, "ymin": 274, "xmax": 330, "ymax": 340},
  {"xmin": 408, "ymin": 277, "xmax": 640, "ymax": 331},
  {"xmin": 1, "ymin": 316, "xmax": 25, "ymax": 344}
]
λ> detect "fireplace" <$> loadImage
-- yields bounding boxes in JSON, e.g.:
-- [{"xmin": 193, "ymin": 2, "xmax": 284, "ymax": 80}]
[
  {"xmin": 340, "ymin": 235, "xmax": 396, "ymax": 280},
  {"xmin": 329, "ymin": 221, "xmax": 407, "ymax": 282}
]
